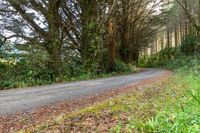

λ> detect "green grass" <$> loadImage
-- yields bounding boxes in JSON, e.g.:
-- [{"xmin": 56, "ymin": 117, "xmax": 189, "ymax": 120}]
[
  {"xmin": 131, "ymin": 72, "xmax": 200, "ymax": 132},
  {"xmin": 23, "ymin": 71, "xmax": 197, "ymax": 132},
  {"xmin": 19, "ymin": 55, "xmax": 200, "ymax": 132},
  {"xmin": 136, "ymin": 53, "xmax": 200, "ymax": 132}
]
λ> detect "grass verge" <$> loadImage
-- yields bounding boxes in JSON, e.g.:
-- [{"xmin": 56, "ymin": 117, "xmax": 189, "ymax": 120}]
[{"xmin": 19, "ymin": 68, "xmax": 200, "ymax": 132}]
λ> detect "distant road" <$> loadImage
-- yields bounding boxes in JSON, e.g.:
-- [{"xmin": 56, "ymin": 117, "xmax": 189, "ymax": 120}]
[{"xmin": 0, "ymin": 69, "xmax": 166, "ymax": 115}]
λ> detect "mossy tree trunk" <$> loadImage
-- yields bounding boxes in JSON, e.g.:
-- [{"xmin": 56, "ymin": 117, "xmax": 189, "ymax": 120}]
[
  {"xmin": 108, "ymin": 19, "xmax": 116, "ymax": 71},
  {"xmin": 80, "ymin": 0, "xmax": 101, "ymax": 72},
  {"xmin": 45, "ymin": 1, "xmax": 63, "ymax": 78}
]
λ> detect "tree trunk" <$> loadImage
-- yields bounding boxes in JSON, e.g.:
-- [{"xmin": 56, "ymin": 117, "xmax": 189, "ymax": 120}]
[
  {"xmin": 108, "ymin": 20, "xmax": 116, "ymax": 71},
  {"xmin": 175, "ymin": 24, "xmax": 178, "ymax": 47},
  {"xmin": 197, "ymin": 0, "xmax": 200, "ymax": 36},
  {"xmin": 150, "ymin": 44, "xmax": 154, "ymax": 55},
  {"xmin": 80, "ymin": 0, "xmax": 98, "ymax": 71},
  {"xmin": 155, "ymin": 34, "xmax": 158, "ymax": 53},
  {"xmin": 46, "ymin": 40, "xmax": 62, "ymax": 78},
  {"xmin": 161, "ymin": 36, "xmax": 164, "ymax": 50},
  {"xmin": 185, "ymin": 21, "xmax": 188, "ymax": 36},
  {"xmin": 119, "ymin": 18, "xmax": 130, "ymax": 63},
  {"xmin": 46, "ymin": 1, "xmax": 63, "ymax": 78},
  {"xmin": 119, "ymin": 2, "xmax": 131, "ymax": 64},
  {"xmin": 167, "ymin": 27, "xmax": 170, "ymax": 48},
  {"xmin": 180, "ymin": 14, "xmax": 183, "ymax": 43},
  {"xmin": 132, "ymin": 50, "xmax": 139, "ymax": 66}
]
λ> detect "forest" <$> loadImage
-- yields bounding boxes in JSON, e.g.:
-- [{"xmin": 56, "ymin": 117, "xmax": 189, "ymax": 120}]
[
  {"xmin": 0, "ymin": 0, "xmax": 169, "ymax": 88},
  {"xmin": 0, "ymin": 0, "xmax": 199, "ymax": 89},
  {"xmin": 0, "ymin": 0, "xmax": 200, "ymax": 132}
]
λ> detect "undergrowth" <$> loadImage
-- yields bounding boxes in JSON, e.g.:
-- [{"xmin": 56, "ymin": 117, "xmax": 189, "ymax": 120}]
[
  {"xmin": 132, "ymin": 71, "xmax": 200, "ymax": 132},
  {"xmin": 136, "ymin": 44, "xmax": 200, "ymax": 132},
  {"xmin": 20, "ymin": 39, "xmax": 200, "ymax": 132},
  {"xmin": 0, "ymin": 60, "xmax": 137, "ymax": 90},
  {"xmin": 19, "ymin": 54, "xmax": 200, "ymax": 132}
]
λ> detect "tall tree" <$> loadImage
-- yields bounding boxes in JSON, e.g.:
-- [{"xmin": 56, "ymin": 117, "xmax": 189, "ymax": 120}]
[
  {"xmin": 114, "ymin": 0, "xmax": 163, "ymax": 65},
  {"xmin": 176, "ymin": 0, "xmax": 200, "ymax": 35},
  {"xmin": 107, "ymin": 19, "xmax": 116, "ymax": 71},
  {"xmin": 0, "ymin": 0, "xmax": 66, "ymax": 78}
]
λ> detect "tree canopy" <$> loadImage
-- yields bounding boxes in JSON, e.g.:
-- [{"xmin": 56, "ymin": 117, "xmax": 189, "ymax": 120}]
[{"xmin": 1, "ymin": 0, "xmax": 200, "ymax": 89}]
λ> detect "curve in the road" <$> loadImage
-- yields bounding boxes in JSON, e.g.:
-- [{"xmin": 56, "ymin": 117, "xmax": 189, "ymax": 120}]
[{"xmin": 0, "ymin": 69, "xmax": 166, "ymax": 115}]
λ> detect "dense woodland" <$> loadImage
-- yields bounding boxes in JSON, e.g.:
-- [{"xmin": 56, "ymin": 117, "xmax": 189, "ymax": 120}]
[
  {"xmin": 1, "ymin": 0, "xmax": 200, "ymax": 132},
  {"xmin": 0, "ymin": 0, "xmax": 200, "ymax": 89}
]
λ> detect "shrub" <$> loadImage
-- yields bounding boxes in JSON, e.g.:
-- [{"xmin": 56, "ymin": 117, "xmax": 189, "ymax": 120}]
[
  {"xmin": 139, "ymin": 47, "xmax": 182, "ymax": 68},
  {"xmin": 180, "ymin": 35, "xmax": 200, "ymax": 56},
  {"xmin": 114, "ymin": 59, "xmax": 136, "ymax": 73},
  {"xmin": 64, "ymin": 58, "xmax": 88, "ymax": 78}
]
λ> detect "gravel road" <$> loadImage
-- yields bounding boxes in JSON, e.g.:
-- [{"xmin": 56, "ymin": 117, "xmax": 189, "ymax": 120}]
[{"xmin": 0, "ymin": 69, "xmax": 166, "ymax": 115}]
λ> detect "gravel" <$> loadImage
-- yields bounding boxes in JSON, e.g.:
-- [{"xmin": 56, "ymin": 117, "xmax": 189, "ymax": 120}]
[{"xmin": 0, "ymin": 69, "xmax": 165, "ymax": 115}]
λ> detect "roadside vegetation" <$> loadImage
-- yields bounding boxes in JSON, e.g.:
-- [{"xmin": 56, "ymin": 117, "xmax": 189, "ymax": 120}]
[
  {"xmin": 1, "ymin": 0, "xmax": 200, "ymax": 132},
  {"xmin": 21, "ymin": 34, "xmax": 200, "ymax": 132},
  {"xmin": 136, "ymin": 36, "xmax": 200, "ymax": 132},
  {"xmin": 1, "ymin": 0, "xmax": 200, "ymax": 92},
  {"xmin": 0, "ymin": 0, "xmax": 160, "ymax": 90},
  {"xmin": 0, "ymin": 53, "xmax": 136, "ymax": 90}
]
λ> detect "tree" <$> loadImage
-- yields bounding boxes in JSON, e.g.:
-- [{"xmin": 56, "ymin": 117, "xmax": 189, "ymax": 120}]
[
  {"xmin": 0, "ymin": 0, "xmax": 66, "ymax": 78},
  {"xmin": 78, "ymin": 0, "xmax": 100, "ymax": 71},
  {"xmin": 113, "ymin": 0, "xmax": 163, "ymax": 65},
  {"xmin": 107, "ymin": 19, "xmax": 117, "ymax": 71},
  {"xmin": 176, "ymin": 0, "xmax": 200, "ymax": 35},
  {"xmin": 0, "ymin": 0, "xmax": 166, "ymax": 79}
]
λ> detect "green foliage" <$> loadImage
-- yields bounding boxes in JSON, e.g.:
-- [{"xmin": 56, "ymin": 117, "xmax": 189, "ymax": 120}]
[
  {"xmin": 82, "ymin": 21, "xmax": 104, "ymax": 72},
  {"xmin": 0, "ymin": 52, "xmax": 137, "ymax": 90},
  {"xmin": 180, "ymin": 35, "xmax": 200, "ymax": 56},
  {"xmin": 21, "ymin": 51, "xmax": 200, "ymax": 132},
  {"xmin": 0, "ymin": 59, "xmax": 53, "ymax": 89},
  {"xmin": 139, "ymin": 47, "xmax": 200, "ymax": 75},
  {"xmin": 113, "ymin": 59, "xmax": 136, "ymax": 73},
  {"xmin": 27, "ymin": 49, "xmax": 53, "ymax": 81},
  {"xmin": 140, "ymin": 35, "xmax": 200, "ymax": 68},
  {"xmin": 0, "ymin": 48, "xmax": 53, "ymax": 89},
  {"xmin": 138, "ymin": 73, "xmax": 200, "ymax": 132},
  {"xmin": 28, "ymin": 56, "xmax": 200, "ymax": 132},
  {"xmin": 138, "ymin": 48, "xmax": 200, "ymax": 132},
  {"xmin": 66, "ymin": 60, "xmax": 86, "ymax": 78},
  {"xmin": 139, "ymin": 47, "xmax": 182, "ymax": 68},
  {"xmin": 111, "ymin": 56, "xmax": 200, "ymax": 132}
]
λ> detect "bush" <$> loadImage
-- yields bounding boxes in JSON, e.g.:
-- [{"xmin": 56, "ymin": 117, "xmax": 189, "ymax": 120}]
[
  {"xmin": 114, "ymin": 59, "xmax": 136, "ymax": 73},
  {"xmin": 0, "ymin": 50, "xmax": 54, "ymax": 89},
  {"xmin": 139, "ymin": 47, "xmax": 182, "ymax": 68},
  {"xmin": 180, "ymin": 35, "xmax": 200, "ymax": 56},
  {"xmin": 66, "ymin": 59, "xmax": 87, "ymax": 77}
]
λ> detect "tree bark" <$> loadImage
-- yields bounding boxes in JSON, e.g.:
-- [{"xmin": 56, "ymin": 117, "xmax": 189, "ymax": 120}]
[
  {"xmin": 167, "ymin": 27, "xmax": 170, "ymax": 48},
  {"xmin": 108, "ymin": 20, "xmax": 116, "ymax": 71},
  {"xmin": 80, "ymin": 0, "xmax": 99, "ymax": 71},
  {"xmin": 46, "ymin": 1, "xmax": 63, "ymax": 78},
  {"xmin": 119, "ymin": 17, "xmax": 130, "ymax": 63},
  {"xmin": 175, "ymin": 24, "xmax": 178, "ymax": 47},
  {"xmin": 185, "ymin": 21, "xmax": 188, "ymax": 36},
  {"xmin": 155, "ymin": 34, "xmax": 158, "ymax": 53},
  {"xmin": 161, "ymin": 36, "xmax": 164, "ymax": 50},
  {"xmin": 46, "ymin": 40, "xmax": 62, "ymax": 78},
  {"xmin": 179, "ymin": 14, "xmax": 184, "ymax": 43}
]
